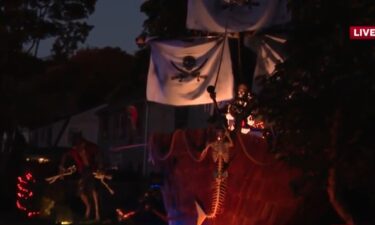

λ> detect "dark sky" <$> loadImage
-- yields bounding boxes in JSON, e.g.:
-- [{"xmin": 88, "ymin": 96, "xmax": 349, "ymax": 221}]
[{"xmin": 37, "ymin": 0, "xmax": 146, "ymax": 57}]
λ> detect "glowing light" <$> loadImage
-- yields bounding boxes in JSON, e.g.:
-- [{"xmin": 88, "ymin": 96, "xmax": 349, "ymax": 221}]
[
  {"xmin": 26, "ymin": 173, "xmax": 33, "ymax": 181},
  {"xmin": 60, "ymin": 221, "xmax": 73, "ymax": 225},
  {"xmin": 17, "ymin": 183, "xmax": 28, "ymax": 192},
  {"xmin": 27, "ymin": 211, "xmax": 39, "ymax": 217},
  {"xmin": 18, "ymin": 176, "xmax": 27, "ymax": 184},
  {"xmin": 150, "ymin": 184, "xmax": 161, "ymax": 189},
  {"xmin": 16, "ymin": 171, "xmax": 40, "ymax": 217},
  {"xmin": 17, "ymin": 192, "xmax": 24, "ymax": 198},
  {"xmin": 116, "ymin": 208, "xmax": 136, "ymax": 221},
  {"xmin": 37, "ymin": 157, "xmax": 50, "ymax": 164},
  {"xmin": 16, "ymin": 200, "xmax": 26, "ymax": 211}
]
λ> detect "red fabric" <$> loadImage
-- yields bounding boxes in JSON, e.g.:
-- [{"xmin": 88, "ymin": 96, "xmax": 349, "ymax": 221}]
[
  {"xmin": 150, "ymin": 128, "xmax": 303, "ymax": 225},
  {"xmin": 69, "ymin": 140, "xmax": 99, "ymax": 173},
  {"xmin": 127, "ymin": 105, "xmax": 138, "ymax": 128}
]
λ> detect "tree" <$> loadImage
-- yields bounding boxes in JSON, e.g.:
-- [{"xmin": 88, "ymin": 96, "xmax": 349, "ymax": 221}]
[
  {"xmin": 0, "ymin": 0, "xmax": 96, "ymax": 58},
  {"xmin": 15, "ymin": 47, "xmax": 137, "ymax": 127},
  {"xmin": 255, "ymin": 1, "xmax": 375, "ymax": 224},
  {"xmin": 68, "ymin": 47, "xmax": 137, "ymax": 107},
  {"xmin": 140, "ymin": 0, "xmax": 188, "ymax": 37},
  {"xmin": 0, "ymin": 0, "xmax": 97, "ymax": 130}
]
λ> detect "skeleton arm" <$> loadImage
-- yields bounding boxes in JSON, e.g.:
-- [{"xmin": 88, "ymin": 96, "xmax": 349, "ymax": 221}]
[
  {"xmin": 199, "ymin": 144, "xmax": 211, "ymax": 161},
  {"xmin": 93, "ymin": 171, "xmax": 115, "ymax": 195},
  {"xmin": 45, "ymin": 165, "xmax": 76, "ymax": 184}
]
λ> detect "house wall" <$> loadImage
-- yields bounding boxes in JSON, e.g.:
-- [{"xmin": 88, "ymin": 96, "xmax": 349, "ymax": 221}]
[
  {"xmin": 30, "ymin": 122, "xmax": 63, "ymax": 148},
  {"xmin": 97, "ymin": 101, "xmax": 176, "ymax": 173},
  {"xmin": 29, "ymin": 101, "xmax": 215, "ymax": 174},
  {"xmin": 30, "ymin": 105, "xmax": 106, "ymax": 148},
  {"xmin": 58, "ymin": 105, "xmax": 105, "ymax": 147}
]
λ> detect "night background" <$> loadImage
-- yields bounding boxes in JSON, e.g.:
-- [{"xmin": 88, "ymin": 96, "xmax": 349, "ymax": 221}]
[{"xmin": 0, "ymin": 1, "xmax": 374, "ymax": 225}]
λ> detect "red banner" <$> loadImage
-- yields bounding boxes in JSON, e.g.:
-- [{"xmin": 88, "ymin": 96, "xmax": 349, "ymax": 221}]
[{"xmin": 350, "ymin": 26, "xmax": 375, "ymax": 40}]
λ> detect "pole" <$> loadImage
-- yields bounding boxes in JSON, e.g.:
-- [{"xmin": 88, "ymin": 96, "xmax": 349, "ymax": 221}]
[
  {"xmin": 237, "ymin": 32, "xmax": 243, "ymax": 81},
  {"xmin": 142, "ymin": 101, "xmax": 150, "ymax": 176}
]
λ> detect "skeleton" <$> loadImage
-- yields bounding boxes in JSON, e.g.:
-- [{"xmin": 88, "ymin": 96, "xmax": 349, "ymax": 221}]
[
  {"xmin": 195, "ymin": 128, "xmax": 233, "ymax": 225},
  {"xmin": 93, "ymin": 171, "xmax": 115, "ymax": 195},
  {"xmin": 45, "ymin": 165, "xmax": 76, "ymax": 184},
  {"xmin": 225, "ymin": 83, "xmax": 255, "ymax": 133},
  {"xmin": 46, "ymin": 166, "xmax": 114, "ymax": 194},
  {"xmin": 170, "ymin": 56, "xmax": 208, "ymax": 82}
]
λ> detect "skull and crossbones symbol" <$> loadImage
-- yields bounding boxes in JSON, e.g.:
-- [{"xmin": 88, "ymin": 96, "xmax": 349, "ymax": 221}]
[{"xmin": 170, "ymin": 56, "xmax": 208, "ymax": 82}]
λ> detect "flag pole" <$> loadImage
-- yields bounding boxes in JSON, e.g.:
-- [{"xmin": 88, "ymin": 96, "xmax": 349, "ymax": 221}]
[
  {"xmin": 142, "ymin": 100, "xmax": 150, "ymax": 176},
  {"xmin": 237, "ymin": 32, "xmax": 243, "ymax": 81}
]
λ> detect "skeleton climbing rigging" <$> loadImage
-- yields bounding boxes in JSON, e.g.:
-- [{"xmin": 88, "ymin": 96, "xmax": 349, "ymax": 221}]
[{"xmin": 195, "ymin": 128, "xmax": 233, "ymax": 225}]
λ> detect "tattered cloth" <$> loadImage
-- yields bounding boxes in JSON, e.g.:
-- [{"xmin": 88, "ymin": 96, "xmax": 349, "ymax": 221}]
[
  {"xmin": 186, "ymin": 0, "xmax": 290, "ymax": 33},
  {"xmin": 146, "ymin": 37, "xmax": 234, "ymax": 106}
]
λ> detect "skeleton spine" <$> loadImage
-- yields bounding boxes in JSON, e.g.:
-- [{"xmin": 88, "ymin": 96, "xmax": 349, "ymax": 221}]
[{"xmin": 207, "ymin": 157, "xmax": 227, "ymax": 218}]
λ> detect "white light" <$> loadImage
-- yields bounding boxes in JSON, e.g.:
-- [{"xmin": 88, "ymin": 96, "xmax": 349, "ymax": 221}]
[
  {"xmin": 37, "ymin": 157, "xmax": 50, "ymax": 164},
  {"xmin": 60, "ymin": 221, "xmax": 73, "ymax": 225}
]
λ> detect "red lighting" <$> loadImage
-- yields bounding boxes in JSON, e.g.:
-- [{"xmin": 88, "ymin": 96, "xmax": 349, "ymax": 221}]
[
  {"xmin": 27, "ymin": 211, "xmax": 39, "ymax": 217},
  {"xmin": 116, "ymin": 209, "xmax": 136, "ymax": 221},
  {"xmin": 16, "ymin": 171, "xmax": 40, "ymax": 217},
  {"xmin": 18, "ymin": 176, "xmax": 27, "ymax": 184},
  {"xmin": 25, "ymin": 172, "xmax": 34, "ymax": 182},
  {"xmin": 26, "ymin": 173, "xmax": 31, "ymax": 180},
  {"xmin": 17, "ymin": 183, "xmax": 28, "ymax": 192},
  {"xmin": 16, "ymin": 200, "xmax": 26, "ymax": 211}
]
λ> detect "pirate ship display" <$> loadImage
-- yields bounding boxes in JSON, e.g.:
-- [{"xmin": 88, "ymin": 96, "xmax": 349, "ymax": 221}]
[
  {"xmin": 15, "ymin": 0, "xmax": 374, "ymax": 225},
  {"xmin": 142, "ymin": 1, "xmax": 304, "ymax": 224},
  {"xmin": 149, "ymin": 128, "xmax": 302, "ymax": 225}
]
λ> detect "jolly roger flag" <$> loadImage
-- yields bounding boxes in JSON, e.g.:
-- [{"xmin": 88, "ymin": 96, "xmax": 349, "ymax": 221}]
[
  {"xmin": 244, "ymin": 33, "xmax": 287, "ymax": 93},
  {"xmin": 146, "ymin": 37, "xmax": 234, "ymax": 106},
  {"xmin": 186, "ymin": 0, "xmax": 290, "ymax": 33}
]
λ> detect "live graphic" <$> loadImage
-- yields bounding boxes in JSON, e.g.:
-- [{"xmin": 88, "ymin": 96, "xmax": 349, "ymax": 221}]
[{"xmin": 350, "ymin": 26, "xmax": 375, "ymax": 40}]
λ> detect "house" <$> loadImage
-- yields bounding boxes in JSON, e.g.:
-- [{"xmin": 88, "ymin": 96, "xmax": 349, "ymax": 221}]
[
  {"xmin": 29, "ymin": 104, "xmax": 107, "ymax": 148},
  {"xmin": 95, "ymin": 97, "xmax": 214, "ymax": 174},
  {"xmin": 28, "ymin": 96, "xmax": 215, "ymax": 175}
]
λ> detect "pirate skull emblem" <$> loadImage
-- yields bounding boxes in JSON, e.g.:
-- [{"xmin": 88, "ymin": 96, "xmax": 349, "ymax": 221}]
[
  {"xmin": 182, "ymin": 56, "xmax": 196, "ymax": 70},
  {"xmin": 170, "ymin": 55, "xmax": 208, "ymax": 82}
]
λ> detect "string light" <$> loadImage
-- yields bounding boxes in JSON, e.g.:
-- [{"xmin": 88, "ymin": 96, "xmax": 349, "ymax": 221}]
[{"xmin": 16, "ymin": 171, "xmax": 40, "ymax": 218}]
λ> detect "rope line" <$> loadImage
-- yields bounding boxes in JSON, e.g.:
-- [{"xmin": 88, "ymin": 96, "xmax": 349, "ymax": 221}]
[
  {"xmin": 150, "ymin": 129, "xmax": 274, "ymax": 166},
  {"xmin": 236, "ymin": 134, "xmax": 274, "ymax": 166},
  {"xmin": 182, "ymin": 131, "xmax": 208, "ymax": 162},
  {"xmin": 149, "ymin": 130, "xmax": 179, "ymax": 161}
]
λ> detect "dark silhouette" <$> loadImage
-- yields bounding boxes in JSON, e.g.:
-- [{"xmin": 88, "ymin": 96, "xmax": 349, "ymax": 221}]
[{"xmin": 59, "ymin": 134, "xmax": 102, "ymax": 221}]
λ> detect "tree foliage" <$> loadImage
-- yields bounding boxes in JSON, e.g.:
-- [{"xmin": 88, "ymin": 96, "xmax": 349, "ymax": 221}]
[
  {"xmin": 17, "ymin": 47, "xmax": 136, "ymax": 127},
  {"xmin": 0, "ymin": 0, "xmax": 97, "ymax": 131},
  {"xmin": 255, "ymin": 1, "xmax": 375, "ymax": 223},
  {"xmin": 0, "ymin": 0, "xmax": 96, "ymax": 57},
  {"xmin": 140, "ymin": 0, "xmax": 188, "ymax": 37},
  {"xmin": 256, "ymin": 0, "xmax": 375, "ymax": 173}
]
